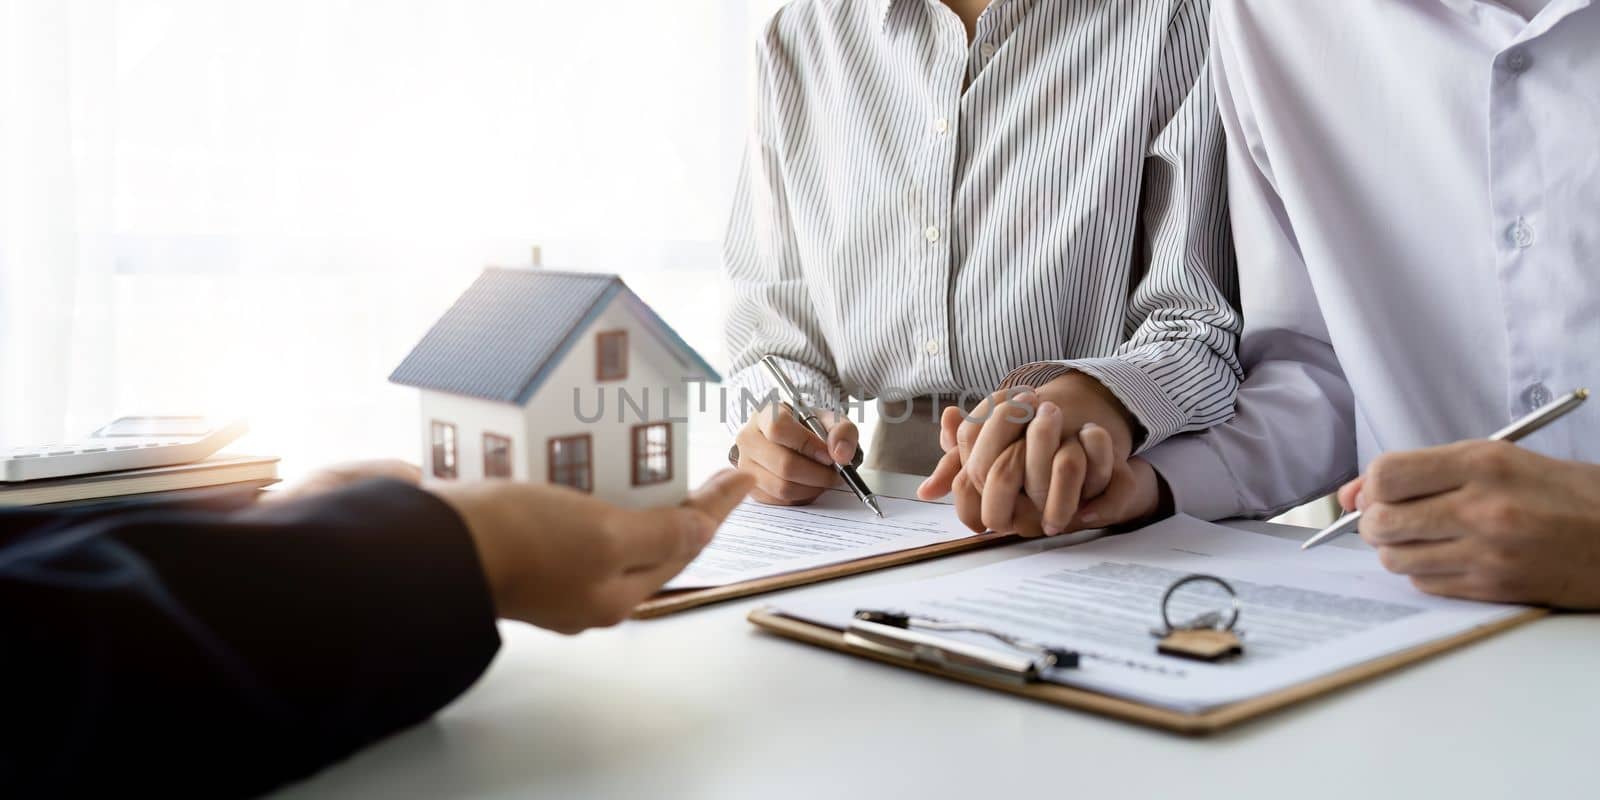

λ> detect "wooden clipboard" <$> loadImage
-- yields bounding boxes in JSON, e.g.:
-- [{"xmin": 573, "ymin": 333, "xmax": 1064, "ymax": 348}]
[
  {"xmin": 747, "ymin": 605, "xmax": 1547, "ymax": 735},
  {"xmin": 632, "ymin": 532, "xmax": 1015, "ymax": 619}
]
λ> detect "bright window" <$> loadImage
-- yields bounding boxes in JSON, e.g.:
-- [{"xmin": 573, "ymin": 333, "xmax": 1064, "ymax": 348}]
[
  {"xmin": 0, "ymin": 1, "xmax": 791, "ymax": 470},
  {"xmin": 430, "ymin": 421, "xmax": 458, "ymax": 479},
  {"xmin": 631, "ymin": 422, "xmax": 672, "ymax": 486}
]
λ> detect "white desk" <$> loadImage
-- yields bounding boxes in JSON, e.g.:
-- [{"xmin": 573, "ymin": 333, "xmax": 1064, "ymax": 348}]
[{"xmin": 277, "ymin": 470, "xmax": 1600, "ymax": 800}]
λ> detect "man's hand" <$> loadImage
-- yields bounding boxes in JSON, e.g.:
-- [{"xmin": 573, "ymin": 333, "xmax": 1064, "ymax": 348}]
[
  {"xmin": 734, "ymin": 402, "xmax": 857, "ymax": 506},
  {"xmin": 433, "ymin": 469, "xmax": 755, "ymax": 633},
  {"xmin": 1344, "ymin": 440, "xmax": 1600, "ymax": 609}
]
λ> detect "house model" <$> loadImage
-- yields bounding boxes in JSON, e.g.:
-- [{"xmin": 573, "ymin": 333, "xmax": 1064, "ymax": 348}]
[{"xmin": 389, "ymin": 266, "xmax": 719, "ymax": 507}]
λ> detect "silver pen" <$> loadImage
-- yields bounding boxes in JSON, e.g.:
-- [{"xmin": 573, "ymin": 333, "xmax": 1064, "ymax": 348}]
[
  {"xmin": 759, "ymin": 355, "xmax": 883, "ymax": 517},
  {"xmin": 1302, "ymin": 387, "xmax": 1589, "ymax": 551}
]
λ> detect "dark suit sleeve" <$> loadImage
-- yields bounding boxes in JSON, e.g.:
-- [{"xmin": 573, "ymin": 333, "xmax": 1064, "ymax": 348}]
[{"xmin": 0, "ymin": 479, "xmax": 501, "ymax": 798}]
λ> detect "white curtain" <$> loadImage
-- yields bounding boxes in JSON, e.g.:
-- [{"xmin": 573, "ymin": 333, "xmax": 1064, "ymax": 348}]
[
  {"xmin": 0, "ymin": 0, "xmax": 785, "ymax": 468},
  {"xmin": 1, "ymin": 0, "xmax": 117, "ymax": 447}
]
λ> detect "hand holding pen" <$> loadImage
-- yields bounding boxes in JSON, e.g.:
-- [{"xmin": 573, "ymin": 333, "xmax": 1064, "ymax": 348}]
[
  {"xmin": 1304, "ymin": 389, "xmax": 1588, "ymax": 549},
  {"xmin": 1306, "ymin": 389, "xmax": 1600, "ymax": 610},
  {"xmin": 730, "ymin": 356, "xmax": 879, "ymax": 514}
]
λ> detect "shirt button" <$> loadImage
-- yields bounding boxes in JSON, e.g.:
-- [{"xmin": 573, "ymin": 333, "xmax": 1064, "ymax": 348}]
[
  {"xmin": 979, "ymin": 41, "xmax": 997, "ymax": 60},
  {"xmin": 1507, "ymin": 218, "xmax": 1536, "ymax": 249},
  {"xmin": 924, "ymin": 225, "xmax": 940, "ymax": 243},
  {"xmin": 1523, "ymin": 382, "xmax": 1553, "ymax": 411},
  {"xmin": 924, "ymin": 339, "xmax": 941, "ymax": 356},
  {"xmin": 933, "ymin": 117, "xmax": 949, "ymax": 135},
  {"xmin": 1504, "ymin": 48, "xmax": 1531, "ymax": 74}
]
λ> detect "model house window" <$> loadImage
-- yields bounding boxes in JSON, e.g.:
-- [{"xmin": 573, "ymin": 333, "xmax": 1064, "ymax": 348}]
[
  {"xmin": 430, "ymin": 421, "xmax": 458, "ymax": 479},
  {"xmin": 548, "ymin": 434, "xmax": 593, "ymax": 492},
  {"xmin": 596, "ymin": 330, "xmax": 628, "ymax": 381},
  {"xmin": 631, "ymin": 422, "xmax": 673, "ymax": 486},
  {"xmin": 483, "ymin": 433, "xmax": 513, "ymax": 479}
]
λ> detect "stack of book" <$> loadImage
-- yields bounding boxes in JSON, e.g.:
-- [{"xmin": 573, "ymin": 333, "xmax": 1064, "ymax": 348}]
[{"xmin": 0, "ymin": 455, "xmax": 280, "ymax": 508}]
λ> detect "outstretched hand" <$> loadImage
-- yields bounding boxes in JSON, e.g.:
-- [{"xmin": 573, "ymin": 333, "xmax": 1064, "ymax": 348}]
[{"xmin": 434, "ymin": 469, "xmax": 755, "ymax": 633}]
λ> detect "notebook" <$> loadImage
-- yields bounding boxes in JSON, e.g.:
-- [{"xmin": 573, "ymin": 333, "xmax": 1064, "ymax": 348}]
[{"xmin": 0, "ymin": 454, "xmax": 280, "ymax": 507}]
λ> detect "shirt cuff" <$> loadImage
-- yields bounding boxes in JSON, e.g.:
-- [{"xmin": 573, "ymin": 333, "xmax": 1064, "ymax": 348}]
[
  {"xmin": 1139, "ymin": 434, "xmax": 1246, "ymax": 521},
  {"xmin": 1001, "ymin": 357, "xmax": 1188, "ymax": 453}
]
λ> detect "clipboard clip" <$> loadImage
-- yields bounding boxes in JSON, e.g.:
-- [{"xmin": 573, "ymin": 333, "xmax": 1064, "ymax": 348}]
[{"xmin": 844, "ymin": 609, "xmax": 1079, "ymax": 685}]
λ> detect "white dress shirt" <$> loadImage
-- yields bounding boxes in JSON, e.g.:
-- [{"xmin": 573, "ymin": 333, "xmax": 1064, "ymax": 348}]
[
  {"xmin": 1145, "ymin": 0, "xmax": 1600, "ymax": 519},
  {"xmin": 721, "ymin": 0, "xmax": 1242, "ymax": 450}
]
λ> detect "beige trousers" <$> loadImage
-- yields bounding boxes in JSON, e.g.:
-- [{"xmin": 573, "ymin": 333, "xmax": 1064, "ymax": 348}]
[{"xmin": 864, "ymin": 396, "xmax": 970, "ymax": 476}]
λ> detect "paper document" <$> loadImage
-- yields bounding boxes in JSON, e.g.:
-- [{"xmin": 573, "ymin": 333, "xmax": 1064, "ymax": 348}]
[
  {"xmin": 664, "ymin": 490, "xmax": 976, "ymax": 590},
  {"xmin": 771, "ymin": 515, "xmax": 1530, "ymax": 712}
]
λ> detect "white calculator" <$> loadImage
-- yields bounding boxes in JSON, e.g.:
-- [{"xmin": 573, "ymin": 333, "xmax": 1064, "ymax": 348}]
[{"xmin": 2, "ymin": 417, "xmax": 249, "ymax": 482}]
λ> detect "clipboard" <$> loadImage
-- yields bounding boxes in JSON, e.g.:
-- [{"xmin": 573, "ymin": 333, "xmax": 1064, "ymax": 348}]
[
  {"xmin": 747, "ymin": 605, "xmax": 1547, "ymax": 734},
  {"xmin": 633, "ymin": 531, "xmax": 1015, "ymax": 618}
]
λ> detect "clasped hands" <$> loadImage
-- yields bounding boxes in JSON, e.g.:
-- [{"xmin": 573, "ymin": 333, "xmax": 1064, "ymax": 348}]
[{"xmin": 917, "ymin": 373, "xmax": 1164, "ymax": 536}]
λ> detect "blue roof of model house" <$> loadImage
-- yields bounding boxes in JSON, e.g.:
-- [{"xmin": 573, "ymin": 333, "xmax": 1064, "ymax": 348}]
[{"xmin": 389, "ymin": 267, "xmax": 720, "ymax": 405}]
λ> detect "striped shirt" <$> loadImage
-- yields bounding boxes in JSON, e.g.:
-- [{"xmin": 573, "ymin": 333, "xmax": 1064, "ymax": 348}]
[{"xmin": 722, "ymin": 0, "xmax": 1241, "ymax": 451}]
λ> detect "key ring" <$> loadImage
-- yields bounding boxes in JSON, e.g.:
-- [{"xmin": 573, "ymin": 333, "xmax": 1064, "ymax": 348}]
[{"xmin": 1159, "ymin": 574, "xmax": 1241, "ymax": 632}]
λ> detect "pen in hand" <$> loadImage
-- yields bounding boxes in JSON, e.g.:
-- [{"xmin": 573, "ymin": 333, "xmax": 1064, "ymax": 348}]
[
  {"xmin": 758, "ymin": 355, "xmax": 884, "ymax": 517},
  {"xmin": 1301, "ymin": 388, "xmax": 1589, "ymax": 550}
]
